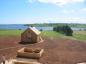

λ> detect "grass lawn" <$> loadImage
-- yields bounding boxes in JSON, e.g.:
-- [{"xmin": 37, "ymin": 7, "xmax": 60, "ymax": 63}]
[
  {"xmin": 0, "ymin": 30, "xmax": 63, "ymax": 38},
  {"xmin": 0, "ymin": 29, "xmax": 85, "ymax": 41},
  {"xmin": 41, "ymin": 31, "xmax": 63, "ymax": 39},
  {"xmin": 73, "ymin": 31, "xmax": 86, "ymax": 41},
  {"xmin": 41, "ymin": 31, "xmax": 86, "ymax": 41},
  {"xmin": 0, "ymin": 29, "xmax": 24, "ymax": 36}
]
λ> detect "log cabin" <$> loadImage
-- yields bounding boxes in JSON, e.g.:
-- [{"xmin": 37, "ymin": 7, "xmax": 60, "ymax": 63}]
[{"xmin": 21, "ymin": 27, "xmax": 42, "ymax": 43}]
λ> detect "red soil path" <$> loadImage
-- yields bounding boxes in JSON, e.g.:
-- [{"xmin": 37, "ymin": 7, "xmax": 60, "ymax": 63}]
[{"xmin": 0, "ymin": 36, "xmax": 86, "ymax": 64}]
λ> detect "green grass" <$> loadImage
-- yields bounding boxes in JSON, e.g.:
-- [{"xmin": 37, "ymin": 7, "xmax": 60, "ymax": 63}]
[
  {"xmin": 0, "ymin": 29, "xmax": 86, "ymax": 41},
  {"xmin": 0, "ymin": 30, "xmax": 62, "ymax": 38},
  {"xmin": 41, "ymin": 31, "xmax": 63, "ymax": 39},
  {"xmin": 0, "ymin": 30, "xmax": 63, "ymax": 40},
  {"xmin": 73, "ymin": 31, "xmax": 86, "ymax": 41},
  {"xmin": 41, "ymin": 30, "xmax": 86, "ymax": 41},
  {"xmin": 0, "ymin": 29, "xmax": 24, "ymax": 37}
]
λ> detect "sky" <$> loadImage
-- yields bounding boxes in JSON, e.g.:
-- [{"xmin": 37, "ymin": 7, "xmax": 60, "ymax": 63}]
[{"xmin": 0, "ymin": 0, "xmax": 86, "ymax": 24}]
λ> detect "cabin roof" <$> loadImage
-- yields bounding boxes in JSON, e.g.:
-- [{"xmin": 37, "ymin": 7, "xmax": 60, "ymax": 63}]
[
  {"xmin": 29, "ymin": 27, "xmax": 41, "ymax": 35},
  {"xmin": 22, "ymin": 27, "xmax": 41, "ymax": 35}
]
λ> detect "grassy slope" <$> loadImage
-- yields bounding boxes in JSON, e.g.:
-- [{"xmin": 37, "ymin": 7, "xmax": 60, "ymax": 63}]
[
  {"xmin": 73, "ymin": 31, "xmax": 86, "ymax": 41},
  {"xmin": 41, "ymin": 31, "xmax": 86, "ymax": 41},
  {"xmin": 41, "ymin": 31, "xmax": 63, "ymax": 39},
  {"xmin": 0, "ymin": 30, "xmax": 24, "ymax": 36},
  {"xmin": 0, "ymin": 30, "xmax": 86, "ymax": 41}
]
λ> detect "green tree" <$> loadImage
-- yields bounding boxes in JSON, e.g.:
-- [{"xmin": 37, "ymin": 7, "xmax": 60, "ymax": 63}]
[{"xmin": 53, "ymin": 25, "xmax": 73, "ymax": 36}]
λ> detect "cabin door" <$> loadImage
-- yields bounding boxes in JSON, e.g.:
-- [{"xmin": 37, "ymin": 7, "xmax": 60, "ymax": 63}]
[{"xmin": 27, "ymin": 33, "xmax": 32, "ymax": 42}]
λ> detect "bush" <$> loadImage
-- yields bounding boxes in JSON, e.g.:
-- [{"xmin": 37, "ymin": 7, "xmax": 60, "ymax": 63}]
[{"xmin": 53, "ymin": 25, "xmax": 73, "ymax": 36}]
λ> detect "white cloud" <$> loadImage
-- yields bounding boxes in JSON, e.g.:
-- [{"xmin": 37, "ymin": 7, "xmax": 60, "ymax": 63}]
[
  {"xmin": 27, "ymin": 0, "xmax": 85, "ymax": 6},
  {"xmin": 27, "ymin": 0, "xmax": 36, "ymax": 3},
  {"xmin": 50, "ymin": 17, "xmax": 86, "ymax": 24},
  {"xmin": 80, "ymin": 8, "xmax": 86, "ymax": 12},
  {"xmin": 63, "ymin": 9, "xmax": 75, "ymax": 13},
  {"xmin": 1, "ymin": 17, "xmax": 86, "ymax": 24}
]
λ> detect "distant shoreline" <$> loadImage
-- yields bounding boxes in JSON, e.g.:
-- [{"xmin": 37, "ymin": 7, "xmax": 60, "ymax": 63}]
[{"xmin": 0, "ymin": 24, "xmax": 86, "ymax": 31}]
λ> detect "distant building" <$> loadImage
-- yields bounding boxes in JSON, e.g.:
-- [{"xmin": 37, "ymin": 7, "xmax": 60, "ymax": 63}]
[{"xmin": 21, "ymin": 27, "xmax": 43, "ymax": 43}]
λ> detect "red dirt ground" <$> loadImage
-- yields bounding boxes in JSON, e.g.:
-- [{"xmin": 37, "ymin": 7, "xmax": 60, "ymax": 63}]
[{"xmin": 0, "ymin": 36, "xmax": 86, "ymax": 64}]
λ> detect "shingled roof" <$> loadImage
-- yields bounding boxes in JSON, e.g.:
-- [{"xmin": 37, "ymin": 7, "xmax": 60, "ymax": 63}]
[
  {"xmin": 22, "ymin": 27, "xmax": 41, "ymax": 35},
  {"xmin": 29, "ymin": 27, "xmax": 41, "ymax": 35}
]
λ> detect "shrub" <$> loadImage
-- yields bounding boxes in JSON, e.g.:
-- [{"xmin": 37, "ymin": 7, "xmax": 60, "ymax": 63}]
[{"xmin": 53, "ymin": 25, "xmax": 73, "ymax": 36}]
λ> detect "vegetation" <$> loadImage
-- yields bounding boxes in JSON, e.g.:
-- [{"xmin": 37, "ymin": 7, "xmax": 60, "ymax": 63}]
[
  {"xmin": 0, "ymin": 29, "xmax": 86, "ymax": 41},
  {"xmin": 73, "ymin": 31, "xmax": 86, "ymax": 41},
  {"xmin": 0, "ymin": 29, "xmax": 24, "ymax": 36},
  {"xmin": 53, "ymin": 25, "xmax": 73, "ymax": 36},
  {"xmin": 41, "ymin": 30, "xmax": 86, "ymax": 41},
  {"xmin": 41, "ymin": 31, "xmax": 63, "ymax": 39},
  {"xmin": 25, "ymin": 23, "xmax": 86, "ymax": 28},
  {"xmin": 25, "ymin": 23, "xmax": 51, "ymax": 27}
]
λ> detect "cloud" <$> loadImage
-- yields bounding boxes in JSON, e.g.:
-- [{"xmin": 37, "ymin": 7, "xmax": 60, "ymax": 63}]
[
  {"xmin": 80, "ymin": 8, "xmax": 86, "ymax": 12},
  {"xmin": 27, "ymin": 0, "xmax": 36, "ymax": 3},
  {"xmin": 27, "ymin": 0, "xmax": 85, "ymax": 6},
  {"xmin": 63, "ymin": 9, "xmax": 75, "ymax": 14},
  {"xmin": 50, "ymin": 17, "xmax": 86, "ymax": 24}
]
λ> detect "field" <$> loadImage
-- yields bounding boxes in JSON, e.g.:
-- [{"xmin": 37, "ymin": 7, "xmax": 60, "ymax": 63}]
[
  {"xmin": 0, "ymin": 30, "xmax": 86, "ymax": 41},
  {"xmin": 0, "ymin": 30, "xmax": 86, "ymax": 64},
  {"xmin": 0, "ymin": 30, "xmax": 23, "ymax": 36},
  {"xmin": 73, "ymin": 31, "xmax": 86, "ymax": 41}
]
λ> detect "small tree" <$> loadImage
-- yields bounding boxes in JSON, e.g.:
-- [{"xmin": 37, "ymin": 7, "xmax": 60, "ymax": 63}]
[
  {"xmin": 63, "ymin": 25, "xmax": 73, "ymax": 36},
  {"xmin": 53, "ymin": 25, "xmax": 73, "ymax": 36}
]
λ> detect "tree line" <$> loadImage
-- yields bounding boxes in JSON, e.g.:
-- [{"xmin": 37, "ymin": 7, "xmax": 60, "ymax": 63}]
[{"xmin": 24, "ymin": 23, "xmax": 86, "ymax": 28}]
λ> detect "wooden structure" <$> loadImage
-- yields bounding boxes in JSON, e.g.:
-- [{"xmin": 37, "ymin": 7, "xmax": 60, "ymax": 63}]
[
  {"xmin": 21, "ymin": 27, "xmax": 42, "ymax": 43},
  {"xmin": 1, "ymin": 59, "xmax": 41, "ymax": 64},
  {"xmin": 1, "ymin": 47, "xmax": 44, "ymax": 64},
  {"xmin": 17, "ymin": 47, "xmax": 44, "ymax": 59}
]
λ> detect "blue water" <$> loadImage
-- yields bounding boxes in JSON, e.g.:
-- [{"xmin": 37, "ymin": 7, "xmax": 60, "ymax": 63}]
[
  {"xmin": 36, "ymin": 27, "xmax": 53, "ymax": 30},
  {"xmin": 0, "ymin": 24, "xmax": 85, "ymax": 31},
  {"xmin": 71, "ymin": 27, "xmax": 86, "ymax": 31},
  {"xmin": 0, "ymin": 24, "xmax": 53, "ymax": 30},
  {"xmin": 0, "ymin": 24, "xmax": 28, "ymax": 30}
]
